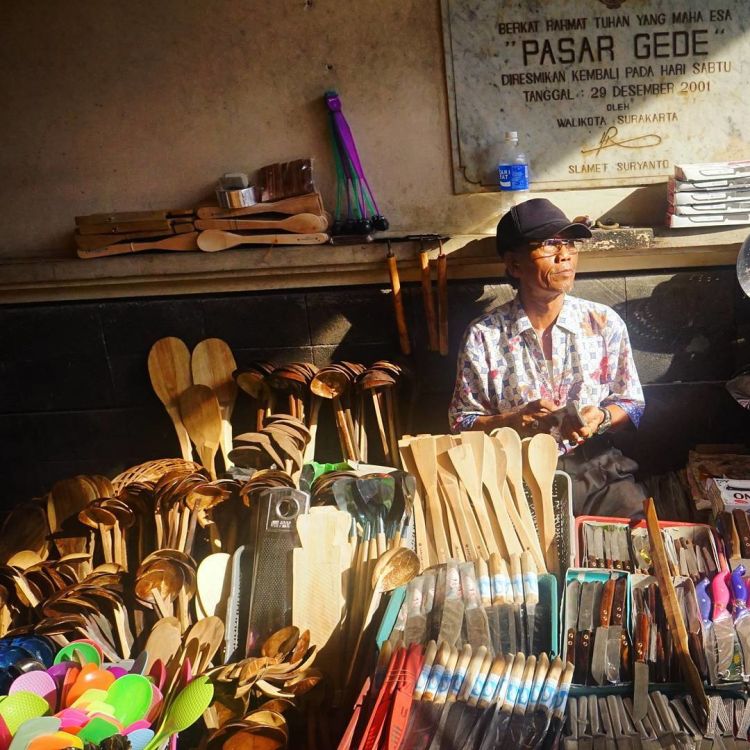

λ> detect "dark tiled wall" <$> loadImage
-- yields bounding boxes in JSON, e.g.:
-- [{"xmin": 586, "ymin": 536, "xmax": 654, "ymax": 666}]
[{"xmin": 1, "ymin": 269, "xmax": 749, "ymax": 506}]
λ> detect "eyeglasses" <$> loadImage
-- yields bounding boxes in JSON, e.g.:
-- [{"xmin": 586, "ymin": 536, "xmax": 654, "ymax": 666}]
[{"xmin": 528, "ymin": 238, "xmax": 584, "ymax": 259}]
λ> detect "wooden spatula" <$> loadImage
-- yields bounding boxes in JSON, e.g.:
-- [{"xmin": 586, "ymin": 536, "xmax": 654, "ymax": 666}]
[
  {"xmin": 191, "ymin": 339, "xmax": 238, "ymax": 470},
  {"xmin": 195, "ymin": 212, "xmax": 328, "ymax": 233},
  {"xmin": 148, "ymin": 337, "xmax": 193, "ymax": 461},
  {"xmin": 409, "ymin": 436, "xmax": 450, "ymax": 564},
  {"xmin": 398, "ymin": 438, "xmax": 434, "ymax": 569},
  {"xmin": 489, "ymin": 436, "xmax": 546, "ymax": 571},
  {"xmin": 197, "ymin": 230, "xmax": 329, "ymax": 252},
  {"xmin": 481, "ymin": 435, "xmax": 523, "ymax": 557},
  {"xmin": 77, "ymin": 232, "xmax": 199, "ymax": 258},
  {"xmin": 178, "ymin": 385, "xmax": 223, "ymax": 480},
  {"xmin": 523, "ymin": 433, "xmax": 559, "ymax": 575}
]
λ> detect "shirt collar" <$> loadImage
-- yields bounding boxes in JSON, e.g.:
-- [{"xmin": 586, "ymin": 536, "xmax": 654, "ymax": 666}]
[{"xmin": 510, "ymin": 294, "xmax": 582, "ymax": 336}]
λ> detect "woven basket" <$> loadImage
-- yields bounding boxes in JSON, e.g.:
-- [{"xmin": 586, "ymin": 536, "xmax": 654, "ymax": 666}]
[{"xmin": 111, "ymin": 458, "xmax": 203, "ymax": 493}]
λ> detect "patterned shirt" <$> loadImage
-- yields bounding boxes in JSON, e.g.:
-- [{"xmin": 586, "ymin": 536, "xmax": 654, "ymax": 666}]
[{"xmin": 449, "ymin": 295, "xmax": 645, "ymax": 440}]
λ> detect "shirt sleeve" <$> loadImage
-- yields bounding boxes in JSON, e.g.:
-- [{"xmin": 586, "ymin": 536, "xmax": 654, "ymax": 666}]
[
  {"xmin": 448, "ymin": 324, "xmax": 497, "ymax": 432},
  {"xmin": 601, "ymin": 312, "xmax": 645, "ymax": 427}
]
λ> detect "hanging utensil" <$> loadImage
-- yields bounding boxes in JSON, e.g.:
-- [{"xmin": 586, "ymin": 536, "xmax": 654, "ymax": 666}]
[
  {"xmin": 418, "ymin": 238, "xmax": 439, "ymax": 352},
  {"xmin": 437, "ymin": 238, "xmax": 449, "ymax": 356},
  {"xmin": 385, "ymin": 242, "xmax": 411, "ymax": 356}
]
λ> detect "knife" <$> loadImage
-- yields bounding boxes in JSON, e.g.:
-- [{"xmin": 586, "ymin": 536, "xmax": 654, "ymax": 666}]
[
  {"xmin": 684, "ymin": 539, "xmax": 701, "ymax": 582},
  {"xmin": 731, "ymin": 567, "xmax": 750, "ymax": 678},
  {"xmin": 679, "ymin": 579, "xmax": 709, "ymax": 681},
  {"xmin": 578, "ymin": 695, "xmax": 593, "ymax": 750},
  {"xmin": 584, "ymin": 524, "xmax": 597, "ymax": 568},
  {"xmin": 616, "ymin": 695, "xmax": 643, "ymax": 750},
  {"xmin": 521, "ymin": 551, "xmax": 539, "ymax": 655},
  {"xmin": 566, "ymin": 579, "xmax": 580, "ymax": 669},
  {"xmin": 575, "ymin": 582, "xmax": 596, "ymax": 685},
  {"xmin": 606, "ymin": 575, "xmax": 628, "ymax": 684},
  {"xmin": 734, "ymin": 510, "xmax": 750, "ymax": 558},
  {"xmin": 462, "ymin": 561, "xmax": 492, "ymax": 652},
  {"xmin": 589, "ymin": 693, "xmax": 605, "ymax": 750},
  {"xmin": 607, "ymin": 694, "xmax": 633, "ymax": 750},
  {"xmin": 632, "ymin": 611, "xmax": 650, "ymax": 722},
  {"xmin": 592, "ymin": 577, "xmax": 615, "ymax": 685},
  {"xmin": 593, "ymin": 525, "xmax": 605, "ymax": 568},
  {"xmin": 604, "ymin": 528, "xmax": 615, "ymax": 570},
  {"xmin": 620, "ymin": 526, "xmax": 634, "ymax": 573},
  {"xmin": 438, "ymin": 560, "xmax": 465, "ymax": 647}
]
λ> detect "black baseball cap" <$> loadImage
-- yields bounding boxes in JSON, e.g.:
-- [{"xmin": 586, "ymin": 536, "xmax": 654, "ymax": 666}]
[{"xmin": 496, "ymin": 198, "xmax": 592, "ymax": 254}]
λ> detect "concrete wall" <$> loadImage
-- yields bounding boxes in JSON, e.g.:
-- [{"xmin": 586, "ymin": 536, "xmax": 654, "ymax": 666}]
[{"xmin": 1, "ymin": 0, "xmax": 663, "ymax": 260}]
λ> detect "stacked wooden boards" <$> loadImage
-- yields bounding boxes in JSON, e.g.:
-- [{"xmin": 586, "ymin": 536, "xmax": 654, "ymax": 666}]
[{"xmin": 398, "ymin": 430, "xmax": 560, "ymax": 576}]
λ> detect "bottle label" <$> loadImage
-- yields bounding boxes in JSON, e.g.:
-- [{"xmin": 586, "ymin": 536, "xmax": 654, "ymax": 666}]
[{"xmin": 499, "ymin": 163, "xmax": 529, "ymax": 191}]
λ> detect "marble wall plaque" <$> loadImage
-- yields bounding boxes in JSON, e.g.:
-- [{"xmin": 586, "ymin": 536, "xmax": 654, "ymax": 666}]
[{"xmin": 442, "ymin": 0, "xmax": 750, "ymax": 191}]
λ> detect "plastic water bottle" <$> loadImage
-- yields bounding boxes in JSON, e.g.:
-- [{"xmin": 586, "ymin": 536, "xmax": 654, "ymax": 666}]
[{"xmin": 498, "ymin": 131, "xmax": 530, "ymax": 192}]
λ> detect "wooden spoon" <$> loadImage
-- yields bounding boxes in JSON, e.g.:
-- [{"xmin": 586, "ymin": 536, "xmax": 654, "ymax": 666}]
[
  {"xmin": 148, "ymin": 338, "xmax": 193, "ymax": 461},
  {"xmin": 191, "ymin": 339, "xmax": 238, "ymax": 470},
  {"xmin": 194, "ymin": 213, "xmax": 328, "ymax": 234},
  {"xmin": 178, "ymin": 385, "xmax": 223, "ymax": 480},
  {"xmin": 523, "ymin": 433, "xmax": 559, "ymax": 574},
  {"xmin": 197, "ymin": 231, "xmax": 329, "ymax": 252}
]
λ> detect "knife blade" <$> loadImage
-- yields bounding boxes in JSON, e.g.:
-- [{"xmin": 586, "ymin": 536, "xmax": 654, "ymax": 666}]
[
  {"xmin": 565, "ymin": 579, "xmax": 580, "ymax": 669},
  {"xmin": 521, "ymin": 551, "xmax": 538, "ymax": 655},
  {"xmin": 575, "ymin": 582, "xmax": 596, "ymax": 685},
  {"xmin": 585, "ymin": 523, "xmax": 597, "ymax": 568},
  {"xmin": 606, "ymin": 575, "xmax": 628, "ymax": 684},
  {"xmin": 632, "ymin": 611, "xmax": 650, "ymax": 722},
  {"xmin": 607, "ymin": 694, "xmax": 634, "ymax": 750},
  {"xmin": 593, "ymin": 525, "xmax": 605, "ymax": 568},
  {"xmin": 592, "ymin": 577, "xmax": 615, "ymax": 686},
  {"xmin": 597, "ymin": 696, "xmax": 616, "ymax": 750},
  {"xmin": 577, "ymin": 695, "xmax": 593, "ymax": 750},
  {"xmin": 604, "ymin": 528, "xmax": 614, "ymax": 570},
  {"xmin": 684, "ymin": 539, "xmax": 701, "ymax": 583},
  {"xmin": 615, "ymin": 526, "xmax": 633, "ymax": 572}
]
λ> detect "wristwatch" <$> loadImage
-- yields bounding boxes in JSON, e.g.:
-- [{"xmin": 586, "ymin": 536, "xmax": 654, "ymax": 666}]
[{"xmin": 596, "ymin": 406, "xmax": 612, "ymax": 435}]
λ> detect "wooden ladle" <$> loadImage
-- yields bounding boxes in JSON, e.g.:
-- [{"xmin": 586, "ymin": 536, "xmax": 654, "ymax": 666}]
[
  {"xmin": 178, "ymin": 385, "xmax": 223, "ymax": 480},
  {"xmin": 148, "ymin": 338, "xmax": 193, "ymax": 461}
]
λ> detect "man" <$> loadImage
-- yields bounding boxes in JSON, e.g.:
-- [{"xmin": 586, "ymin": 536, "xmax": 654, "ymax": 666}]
[{"xmin": 448, "ymin": 198, "xmax": 646, "ymax": 517}]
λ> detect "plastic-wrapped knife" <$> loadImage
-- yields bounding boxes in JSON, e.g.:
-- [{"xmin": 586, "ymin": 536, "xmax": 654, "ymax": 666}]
[
  {"xmin": 711, "ymin": 571, "xmax": 738, "ymax": 679},
  {"xmin": 521, "ymin": 551, "xmax": 538, "ymax": 655}
]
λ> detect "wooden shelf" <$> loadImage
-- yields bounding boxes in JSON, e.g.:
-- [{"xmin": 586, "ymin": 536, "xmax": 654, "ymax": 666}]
[{"xmin": 0, "ymin": 227, "xmax": 743, "ymax": 304}]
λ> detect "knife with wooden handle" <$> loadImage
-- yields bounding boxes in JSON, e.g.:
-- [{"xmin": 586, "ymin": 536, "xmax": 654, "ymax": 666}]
[
  {"xmin": 591, "ymin": 577, "xmax": 615, "ymax": 686},
  {"xmin": 607, "ymin": 575, "xmax": 629, "ymax": 683},
  {"xmin": 632, "ymin": 611, "xmax": 650, "ymax": 722}
]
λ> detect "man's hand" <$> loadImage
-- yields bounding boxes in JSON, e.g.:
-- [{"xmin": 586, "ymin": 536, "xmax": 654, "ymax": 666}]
[
  {"xmin": 515, "ymin": 398, "xmax": 558, "ymax": 435},
  {"xmin": 561, "ymin": 404, "xmax": 605, "ymax": 445}
]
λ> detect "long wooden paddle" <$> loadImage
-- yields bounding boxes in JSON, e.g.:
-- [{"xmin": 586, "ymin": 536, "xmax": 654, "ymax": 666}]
[
  {"xmin": 147, "ymin": 338, "xmax": 193, "ymax": 461},
  {"xmin": 191, "ymin": 339, "xmax": 238, "ymax": 470},
  {"xmin": 196, "ymin": 192, "xmax": 324, "ymax": 219},
  {"xmin": 77, "ymin": 232, "xmax": 199, "ymax": 258},
  {"xmin": 178, "ymin": 385, "xmax": 223, "ymax": 480},
  {"xmin": 197, "ymin": 230, "xmax": 329, "ymax": 252},
  {"xmin": 195, "ymin": 212, "xmax": 328, "ymax": 233}
]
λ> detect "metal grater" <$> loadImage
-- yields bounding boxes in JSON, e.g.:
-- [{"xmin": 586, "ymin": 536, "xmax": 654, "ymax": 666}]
[{"xmin": 245, "ymin": 487, "xmax": 309, "ymax": 655}]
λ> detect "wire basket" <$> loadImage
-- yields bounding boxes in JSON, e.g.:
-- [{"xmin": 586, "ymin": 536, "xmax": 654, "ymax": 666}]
[{"xmin": 111, "ymin": 458, "xmax": 203, "ymax": 493}]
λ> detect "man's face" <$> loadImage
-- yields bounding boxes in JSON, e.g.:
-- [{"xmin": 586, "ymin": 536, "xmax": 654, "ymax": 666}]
[{"xmin": 506, "ymin": 238, "xmax": 580, "ymax": 298}]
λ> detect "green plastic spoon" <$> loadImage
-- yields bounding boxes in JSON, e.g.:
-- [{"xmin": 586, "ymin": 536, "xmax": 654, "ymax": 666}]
[
  {"xmin": 105, "ymin": 674, "xmax": 153, "ymax": 727},
  {"xmin": 143, "ymin": 676, "xmax": 214, "ymax": 750}
]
